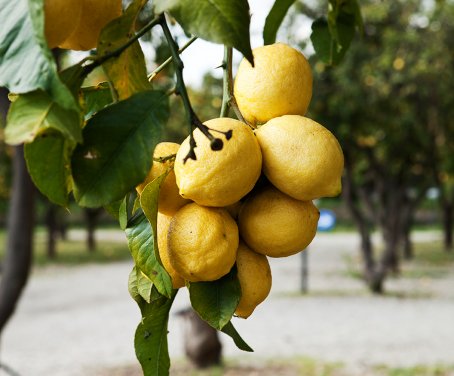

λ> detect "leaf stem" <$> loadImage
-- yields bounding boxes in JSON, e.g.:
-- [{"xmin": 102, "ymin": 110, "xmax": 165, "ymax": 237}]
[
  {"xmin": 159, "ymin": 14, "xmax": 231, "ymax": 162},
  {"xmin": 148, "ymin": 36, "xmax": 198, "ymax": 82},
  {"xmin": 219, "ymin": 46, "xmax": 252, "ymax": 127}
]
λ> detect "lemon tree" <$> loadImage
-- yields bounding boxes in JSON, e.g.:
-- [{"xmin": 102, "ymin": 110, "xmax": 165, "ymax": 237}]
[{"xmin": 0, "ymin": 0, "xmax": 363, "ymax": 375}]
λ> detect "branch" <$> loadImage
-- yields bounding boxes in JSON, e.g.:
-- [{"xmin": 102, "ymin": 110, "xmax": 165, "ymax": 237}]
[
  {"xmin": 220, "ymin": 46, "xmax": 250, "ymax": 126},
  {"xmin": 148, "ymin": 36, "xmax": 198, "ymax": 82},
  {"xmin": 159, "ymin": 14, "xmax": 231, "ymax": 162},
  {"xmin": 82, "ymin": 15, "xmax": 162, "ymax": 76}
]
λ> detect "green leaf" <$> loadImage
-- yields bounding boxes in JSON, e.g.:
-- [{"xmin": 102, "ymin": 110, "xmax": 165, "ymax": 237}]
[
  {"xmin": 134, "ymin": 291, "xmax": 177, "ymax": 376},
  {"xmin": 140, "ymin": 173, "xmax": 169, "ymax": 266},
  {"xmin": 98, "ymin": 0, "xmax": 152, "ymax": 100},
  {"xmin": 24, "ymin": 132, "xmax": 74, "ymax": 206},
  {"xmin": 5, "ymin": 90, "xmax": 82, "ymax": 145},
  {"xmin": 81, "ymin": 83, "xmax": 114, "ymax": 120},
  {"xmin": 71, "ymin": 90, "xmax": 169, "ymax": 208},
  {"xmin": 136, "ymin": 268, "xmax": 154, "ymax": 304},
  {"xmin": 188, "ymin": 267, "xmax": 241, "ymax": 330},
  {"xmin": 104, "ymin": 198, "xmax": 123, "ymax": 221},
  {"xmin": 221, "ymin": 321, "xmax": 253, "ymax": 352},
  {"xmin": 129, "ymin": 266, "xmax": 145, "ymax": 305},
  {"xmin": 0, "ymin": 0, "xmax": 78, "ymax": 111},
  {"xmin": 125, "ymin": 211, "xmax": 173, "ymax": 298},
  {"xmin": 263, "ymin": 0, "xmax": 297, "ymax": 45},
  {"xmin": 155, "ymin": 0, "xmax": 254, "ymax": 65},
  {"xmin": 311, "ymin": 18, "xmax": 337, "ymax": 66},
  {"xmin": 312, "ymin": 0, "xmax": 361, "ymax": 66}
]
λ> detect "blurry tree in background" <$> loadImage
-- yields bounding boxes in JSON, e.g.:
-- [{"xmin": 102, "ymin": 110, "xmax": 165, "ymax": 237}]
[{"xmin": 306, "ymin": 0, "xmax": 454, "ymax": 292}]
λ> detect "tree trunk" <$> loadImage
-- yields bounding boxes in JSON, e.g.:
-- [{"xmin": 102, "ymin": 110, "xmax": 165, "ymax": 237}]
[
  {"xmin": 45, "ymin": 204, "xmax": 58, "ymax": 259},
  {"xmin": 442, "ymin": 199, "xmax": 453, "ymax": 251},
  {"xmin": 342, "ymin": 166, "xmax": 377, "ymax": 288},
  {"xmin": 85, "ymin": 208, "xmax": 102, "ymax": 252},
  {"xmin": 0, "ymin": 145, "xmax": 35, "ymax": 334}
]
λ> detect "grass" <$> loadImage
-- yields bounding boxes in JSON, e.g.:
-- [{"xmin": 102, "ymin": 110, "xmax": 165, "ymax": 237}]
[
  {"xmin": 344, "ymin": 240, "xmax": 454, "ymax": 281},
  {"xmin": 374, "ymin": 364, "xmax": 454, "ymax": 376},
  {"xmin": 0, "ymin": 228, "xmax": 131, "ymax": 267}
]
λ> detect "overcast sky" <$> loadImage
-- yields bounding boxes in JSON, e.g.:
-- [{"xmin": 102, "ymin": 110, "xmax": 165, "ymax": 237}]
[{"xmin": 156, "ymin": 0, "xmax": 314, "ymax": 88}]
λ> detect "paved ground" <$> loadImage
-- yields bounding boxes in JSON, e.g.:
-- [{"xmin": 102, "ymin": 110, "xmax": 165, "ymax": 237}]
[{"xmin": 1, "ymin": 231, "xmax": 453, "ymax": 375}]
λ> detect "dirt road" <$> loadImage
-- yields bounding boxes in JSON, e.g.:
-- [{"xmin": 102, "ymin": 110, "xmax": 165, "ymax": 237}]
[{"xmin": 1, "ymin": 231, "xmax": 453, "ymax": 375}]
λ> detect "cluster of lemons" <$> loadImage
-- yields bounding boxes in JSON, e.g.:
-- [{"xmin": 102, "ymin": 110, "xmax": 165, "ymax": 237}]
[
  {"xmin": 138, "ymin": 43, "xmax": 344, "ymax": 318},
  {"xmin": 44, "ymin": 0, "xmax": 122, "ymax": 50}
]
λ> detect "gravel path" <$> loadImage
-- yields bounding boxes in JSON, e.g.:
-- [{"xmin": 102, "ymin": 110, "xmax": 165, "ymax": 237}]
[{"xmin": 1, "ymin": 231, "xmax": 453, "ymax": 375}]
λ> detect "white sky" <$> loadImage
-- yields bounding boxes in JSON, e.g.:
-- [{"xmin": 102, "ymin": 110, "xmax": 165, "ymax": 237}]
[{"xmin": 146, "ymin": 0, "xmax": 314, "ymax": 88}]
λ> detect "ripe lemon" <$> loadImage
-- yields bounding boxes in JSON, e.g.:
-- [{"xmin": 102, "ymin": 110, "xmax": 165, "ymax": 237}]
[
  {"xmin": 174, "ymin": 118, "xmax": 262, "ymax": 207},
  {"xmin": 255, "ymin": 115, "xmax": 344, "ymax": 201},
  {"xmin": 157, "ymin": 213, "xmax": 185, "ymax": 289},
  {"xmin": 234, "ymin": 43, "xmax": 312, "ymax": 125},
  {"xmin": 167, "ymin": 203, "xmax": 239, "ymax": 282},
  {"xmin": 238, "ymin": 186, "xmax": 319, "ymax": 257},
  {"xmin": 137, "ymin": 142, "xmax": 190, "ymax": 216},
  {"xmin": 59, "ymin": 0, "xmax": 122, "ymax": 50},
  {"xmin": 44, "ymin": 0, "xmax": 82, "ymax": 48},
  {"xmin": 235, "ymin": 242, "xmax": 272, "ymax": 319}
]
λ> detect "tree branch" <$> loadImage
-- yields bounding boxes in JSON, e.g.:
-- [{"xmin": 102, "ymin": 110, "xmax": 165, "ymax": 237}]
[{"xmin": 159, "ymin": 14, "xmax": 231, "ymax": 162}]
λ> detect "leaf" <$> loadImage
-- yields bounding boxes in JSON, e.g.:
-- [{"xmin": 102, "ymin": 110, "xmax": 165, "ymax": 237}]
[
  {"xmin": 128, "ymin": 266, "xmax": 144, "ymax": 305},
  {"xmin": 140, "ymin": 173, "xmax": 169, "ymax": 266},
  {"xmin": 263, "ymin": 0, "xmax": 297, "ymax": 45},
  {"xmin": 125, "ymin": 211, "xmax": 173, "ymax": 298},
  {"xmin": 134, "ymin": 291, "xmax": 177, "ymax": 376},
  {"xmin": 136, "ymin": 268, "xmax": 154, "ymax": 304},
  {"xmin": 5, "ymin": 90, "xmax": 82, "ymax": 145},
  {"xmin": 221, "ymin": 321, "xmax": 253, "ymax": 352},
  {"xmin": 188, "ymin": 267, "xmax": 241, "ymax": 330},
  {"xmin": 312, "ymin": 0, "xmax": 361, "ymax": 66},
  {"xmin": 0, "ymin": 0, "xmax": 78, "ymax": 111},
  {"xmin": 155, "ymin": 0, "xmax": 254, "ymax": 65},
  {"xmin": 104, "ymin": 198, "xmax": 123, "ymax": 221},
  {"xmin": 71, "ymin": 90, "xmax": 169, "ymax": 208},
  {"xmin": 81, "ymin": 83, "xmax": 114, "ymax": 120},
  {"xmin": 98, "ymin": 0, "xmax": 152, "ymax": 100},
  {"xmin": 24, "ymin": 132, "xmax": 74, "ymax": 206}
]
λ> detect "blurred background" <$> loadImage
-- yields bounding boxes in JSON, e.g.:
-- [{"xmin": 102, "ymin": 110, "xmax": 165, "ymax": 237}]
[{"xmin": 0, "ymin": 0, "xmax": 453, "ymax": 375}]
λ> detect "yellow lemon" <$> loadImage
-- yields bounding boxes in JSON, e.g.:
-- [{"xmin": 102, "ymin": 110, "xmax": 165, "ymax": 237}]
[
  {"xmin": 167, "ymin": 203, "xmax": 239, "ymax": 282},
  {"xmin": 137, "ymin": 142, "xmax": 190, "ymax": 216},
  {"xmin": 235, "ymin": 242, "xmax": 272, "ymax": 319},
  {"xmin": 234, "ymin": 43, "xmax": 312, "ymax": 125},
  {"xmin": 238, "ymin": 186, "xmax": 319, "ymax": 257},
  {"xmin": 157, "ymin": 213, "xmax": 185, "ymax": 289},
  {"xmin": 174, "ymin": 118, "xmax": 262, "ymax": 207},
  {"xmin": 59, "ymin": 0, "xmax": 122, "ymax": 50},
  {"xmin": 44, "ymin": 0, "xmax": 82, "ymax": 48},
  {"xmin": 255, "ymin": 115, "xmax": 344, "ymax": 201}
]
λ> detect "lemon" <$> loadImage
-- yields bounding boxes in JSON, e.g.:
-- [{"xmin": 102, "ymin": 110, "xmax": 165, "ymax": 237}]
[
  {"xmin": 167, "ymin": 203, "xmax": 239, "ymax": 282},
  {"xmin": 137, "ymin": 142, "xmax": 190, "ymax": 216},
  {"xmin": 235, "ymin": 242, "xmax": 272, "ymax": 318},
  {"xmin": 157, "ymin": 213, "xmax": 185, "ymax": 289},
  {"xmin": 44, "ymin": 0, "xmax": 82, "ymax": 48},
  {"xmin": 174, "ymin": 118, "xmax": 262, "ymax": 207},
  {"xmin": 234, "ymin": 43, "xmax": 312, "ymax": 125},
  {"xmin": 59, "ymin": 0, "xmax": 122, "ymax": 51},
  {"xmin": 238, "ymin": 186, "xmax": 319, "ymax": 257},
  {"xmin": 255, "ymin": 115, "xmax": 344, "ymax": 201}
]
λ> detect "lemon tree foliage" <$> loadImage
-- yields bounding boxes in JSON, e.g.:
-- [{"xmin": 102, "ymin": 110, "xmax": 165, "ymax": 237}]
[{"xmin": 0, "ymin": 0, "xmax": 362, "ymax": 374}]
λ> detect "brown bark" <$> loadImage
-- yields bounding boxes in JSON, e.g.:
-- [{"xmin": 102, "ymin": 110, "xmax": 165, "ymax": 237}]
[
  {"xmin": 45, "ymin": 204, "xmax": 58, "ymax": 259},
  {"xmin": 442, "ymin": 199, "xmax": 453, "ymax": 251},
  {"xmin": 342, "ymin": 158, "xmax": 377, "ymax": 289},
  {"xmin": 84, "ymin": 208, "xmax": 102, "ymax": 252},
  {"xmin": 0, "ymin": 145, "xmax": 35, "ymax": 333}
]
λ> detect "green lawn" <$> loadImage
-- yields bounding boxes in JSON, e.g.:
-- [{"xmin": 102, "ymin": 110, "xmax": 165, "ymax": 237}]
[{"xmin": 0, "ymin": 227, "xmax": 131, "ymax": 267}]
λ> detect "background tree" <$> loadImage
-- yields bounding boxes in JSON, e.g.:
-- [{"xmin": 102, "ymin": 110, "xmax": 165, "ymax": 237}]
[{"xmin": 307, "ymin": 0, "xmax": 454, "ymax": 292}]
